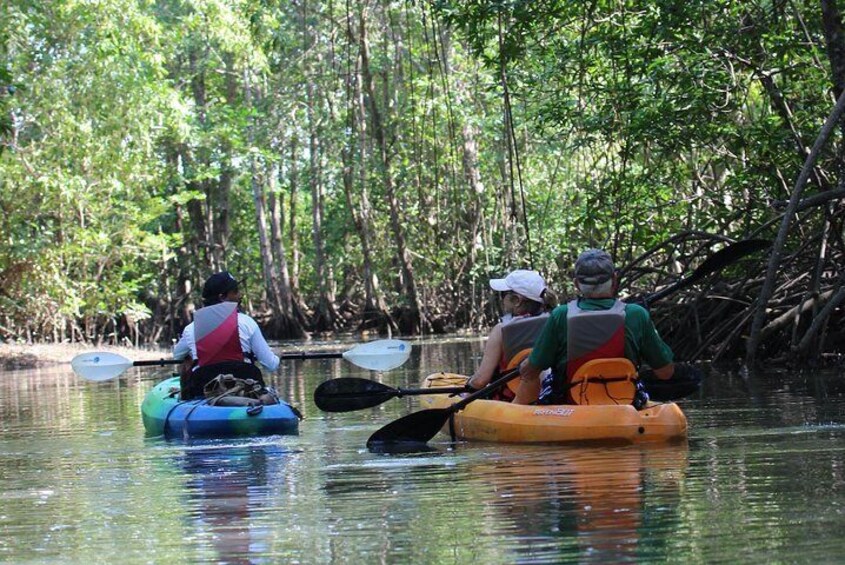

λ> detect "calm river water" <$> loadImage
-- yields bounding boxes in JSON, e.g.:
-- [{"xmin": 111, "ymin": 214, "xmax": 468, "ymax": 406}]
[{"xmin": 1, "ymin": 337, "xmax": 844, "ymax": 563}]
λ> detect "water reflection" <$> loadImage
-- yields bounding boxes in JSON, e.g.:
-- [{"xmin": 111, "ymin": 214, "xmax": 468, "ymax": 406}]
[
  {"xmin": 318, "ymin": 441, "xmax": 688, "ymax": 564},
  {"xmin": 2, "ymin": 340, "xmax": 845, "ymax": 563},
  {"xmin": 177, "ymin": 441, "xmax": 291, "ymax": 564},
  {"xmin": 466, "ymin": 443, "xmax": 687, "ymax": 563}
]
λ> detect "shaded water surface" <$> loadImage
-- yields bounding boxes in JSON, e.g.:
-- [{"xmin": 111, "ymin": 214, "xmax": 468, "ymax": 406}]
[{"xmin": 1, "ymin": 338, "xmax": 844, "ymax": 563}]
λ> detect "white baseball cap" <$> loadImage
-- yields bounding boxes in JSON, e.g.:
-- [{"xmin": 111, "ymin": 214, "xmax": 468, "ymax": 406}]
[{"xmin": 489, "ymin": 270, "xmax": 547, "ymax": 303}]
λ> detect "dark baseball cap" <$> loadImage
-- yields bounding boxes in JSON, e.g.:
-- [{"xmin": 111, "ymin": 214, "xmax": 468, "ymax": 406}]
[
  {"xmin": 202, "ymin": 271, "xmax": 240, "ymax": 300},
  {"xmin": 574, "ymin": 249, "xmax": 615, "ymax": 284}
]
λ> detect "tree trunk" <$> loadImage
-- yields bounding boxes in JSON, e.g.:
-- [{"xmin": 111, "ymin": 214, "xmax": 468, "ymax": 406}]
[
  {"xmin": 185, "ymin": 50, "xmax": 215, "ymax": 272},
  {"xmin": 303, "ymin": 0, "xmax": 339, "ymax": 332},
  {"xmin": 268, "ymin": 162, "xmax": 308, "ymax": 334},
  {"xmin": 211, "ymin": 54, "xmax": 238, "ymax": 267},
  {"xmin": 245, "ymin": 68, "xmax": 292, "ymax": 337},
  {"xmin": 821, "ymin": 0, "xmax": 845, "ymax": 164},
  {"xmin": 342, "ymin": 10, "xmax": 396, "ymax": 333},
  {"xmin": 288, "ymin": 130, "xmax": 301, "ymax": 290},
  {"xmin": 181, "ymin": 147, "xmax": 213, "ymax": 274},
  {"xmin": 822, "ymin": 0, "xmax": 845, "ymax": 99},
  {"xmin": 173, "ymin": 202, "xmax": 194, "ymax": 325},
  {"xmin": 457, "ymin": 121, "xmax": 485, "ymax": 281},
  {"xmin": 746, "ymin": 90, "xmax": 845, "ymax": 363},
  {"xmin": 359, "ymin": 6, "xmax": 428, "ymax": 334},
  {"xmin": 164, "ymin": 141, "xmax": 197, "ymax": 326}
]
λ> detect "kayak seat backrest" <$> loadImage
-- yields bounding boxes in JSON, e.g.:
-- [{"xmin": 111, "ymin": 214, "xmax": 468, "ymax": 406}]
[
  {"xmin": 503, "ymin": 348, "xmax": 532, "ymax": 395},
  {"xmin": 182, "ymin": 361, "xmax": 265, "ymax": 400},
  {"xmin": 569, "ymin": 358, "xmax": 637, "ymax": 406}
]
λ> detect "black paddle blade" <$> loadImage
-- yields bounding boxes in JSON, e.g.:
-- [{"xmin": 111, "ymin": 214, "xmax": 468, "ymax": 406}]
[
  {"xmin": 314, "ymin": 377, "xmax": 398, "ymax": 412},
  {"xmin": 366, "ymin": 408, "xmax": 451, "ymax": 450},
  {"xmin": 640, "ymin": 363, "xmax": 703, "ymax": 401}
]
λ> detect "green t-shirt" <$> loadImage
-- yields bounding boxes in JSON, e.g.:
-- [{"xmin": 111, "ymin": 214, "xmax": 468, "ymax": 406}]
[{"xmin": 527, "ymin": 298, "xmax": 674, "ymax": 376}]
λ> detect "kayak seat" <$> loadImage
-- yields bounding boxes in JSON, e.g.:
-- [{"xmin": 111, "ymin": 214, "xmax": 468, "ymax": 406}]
[
  {"xmin": 568, "ymin": 358, "xmax": 637, "ymax": 406},
  {"xmin": 502, "ymin": 348, "xmax": 532, "ymax": 397},
  {"xmin": 182, "ymin": 361, "xmax": 266, "ymax": 400},
  {"xmin": 503, "ymin": 348, "xmax": 555, "ymax": 398}
]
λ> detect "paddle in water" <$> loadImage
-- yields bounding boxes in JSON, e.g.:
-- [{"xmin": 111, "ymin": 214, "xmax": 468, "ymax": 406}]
[
  {"xmin": 71, "ymin": 339, "xmax": 412, "ymax": 381},
  {"xmin": 639, "ymin": 363, "xmax": 703, "ymax": 402},
  {"xmin": 366, "ymin": 368, "xmax": 520, "ymax": 449}
]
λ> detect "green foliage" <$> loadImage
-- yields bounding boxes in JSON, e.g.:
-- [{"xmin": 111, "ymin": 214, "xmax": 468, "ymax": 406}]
[
  {"xmin": 434, "ymin": 0, "xmax": 839, "ymax": 259},
  {"xmin": 0, "ymin": 0, "xmax": 841, "ymax": 342}
]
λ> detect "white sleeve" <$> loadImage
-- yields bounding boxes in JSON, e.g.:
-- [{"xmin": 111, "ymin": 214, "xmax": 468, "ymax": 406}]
[
  {"xmin": 242, "ymin": 316, "xmax": 280, "ymax": 372},
  {"xmin": 173, "ymin": 323, "xmax": 194, "ymax": 360}
]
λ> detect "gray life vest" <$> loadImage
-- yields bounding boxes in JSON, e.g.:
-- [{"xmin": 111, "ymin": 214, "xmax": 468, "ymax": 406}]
[
  {"xmin": 500, "ymin": 313, "xmax": 549, "ymax": 370},
  {"xmin": 566, "ymin": 299, "xmax": 626, "ymax": 378}
]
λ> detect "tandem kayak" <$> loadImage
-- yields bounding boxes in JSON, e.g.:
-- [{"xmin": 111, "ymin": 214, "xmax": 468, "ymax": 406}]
[
  {"xmin": 141, "ymin": 377, "xmax": 300, "ymax": 439},
  {"xmin": 419, "ymin": 373, "xmax": 688, "ymax": 444}
]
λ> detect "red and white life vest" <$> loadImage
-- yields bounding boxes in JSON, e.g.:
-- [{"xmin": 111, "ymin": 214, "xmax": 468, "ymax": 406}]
[{"xmin": 194, "ymin": 302, "xmax": 244, "ymax": 367}]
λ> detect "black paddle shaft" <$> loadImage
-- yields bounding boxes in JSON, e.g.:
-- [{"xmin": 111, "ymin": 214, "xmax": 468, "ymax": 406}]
[
  {"xmin": 314, "ymin": 377, "xmax": 468, "ymax": 412},
  {"xmin": 133, "ymin": 359, "xmax": 182, "ymax": 367},
  {"xmin": 447, "ymin": 368, "xmax": 520, "ymax": 412},
  {"xmin": 130, "ymin": 350, "xmax": 343, "ymax": 369},
  {"xmin": 280, "ymin": 351, "xmax": 343, "ymax": 360},
  {"xmin": 132, "ymin": 350, "xmax": 344, "ymax": 368},
  {"xmin": 638, "ymin": 239, "xmax": 770, "ymax": 306},
  {"xmin": 132, "ymin": 351, "xmax": 343, "ymax": 367}
]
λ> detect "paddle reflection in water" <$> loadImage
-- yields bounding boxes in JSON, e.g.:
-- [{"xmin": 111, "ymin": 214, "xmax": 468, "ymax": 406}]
[
  {"xmin": 177, "ymin": 440, "xmax": 292, "ymax": 563},
  {"xmin": 472, "ymin": 443, "xmax": 688, "ymax": 563}
]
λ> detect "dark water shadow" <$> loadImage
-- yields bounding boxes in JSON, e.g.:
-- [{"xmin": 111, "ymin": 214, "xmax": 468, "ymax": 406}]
[{"xmin": 366, "ymin": 441, "xmax": 440, "ymax": 455}]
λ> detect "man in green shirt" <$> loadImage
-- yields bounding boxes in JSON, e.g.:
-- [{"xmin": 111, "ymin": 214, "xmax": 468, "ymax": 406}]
[{"xmin": 514, "ymin": 249, "xmax": 675, "ymax": 405}]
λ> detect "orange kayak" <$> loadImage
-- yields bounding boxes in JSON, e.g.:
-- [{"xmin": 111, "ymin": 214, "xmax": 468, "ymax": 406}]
[{"xmin": 420, "ymin": 373, "xmax": 688, "ymax": 444}]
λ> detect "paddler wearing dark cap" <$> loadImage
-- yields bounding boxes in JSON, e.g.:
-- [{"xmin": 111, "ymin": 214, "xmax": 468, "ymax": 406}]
[
  {"xmin": 513, "ymin": 249, "xmax": 676, "ymax": 405},
  {"xmin": 173, "ymin": 271, "xmax": 280, "ymax": 399}
]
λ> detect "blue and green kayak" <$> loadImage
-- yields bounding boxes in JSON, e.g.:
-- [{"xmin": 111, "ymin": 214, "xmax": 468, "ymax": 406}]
[{"xmin": 141, "ymin": 377, "xmax": 300, "ymax": 439}]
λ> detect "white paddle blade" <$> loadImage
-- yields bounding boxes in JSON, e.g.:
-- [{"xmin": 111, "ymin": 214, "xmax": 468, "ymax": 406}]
[
  {"xmin": 71, "ymin": 352, "xmax": 134, "ymax": 381},
  {"xmin": 343, "ymin": 339, "xmax": 411, "ymax": 371}
]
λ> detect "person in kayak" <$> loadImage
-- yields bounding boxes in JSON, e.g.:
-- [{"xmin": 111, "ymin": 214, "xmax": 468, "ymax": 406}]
[
  {"xmin": 173, "ymin": 271, "xmax": 280, "ymax": 400},
  {"xmin": 465, "ymin": 270, "xmax": 557, "ymax": 402},
  {"xmin": 513, "ymin": 249, "xmax": 675, "ymax": 405}
]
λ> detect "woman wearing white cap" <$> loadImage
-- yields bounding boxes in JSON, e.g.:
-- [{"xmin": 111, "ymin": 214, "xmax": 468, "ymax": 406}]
[{"xmin": 466, "ymin": 270, "xmax": 557, "ymax": 401}]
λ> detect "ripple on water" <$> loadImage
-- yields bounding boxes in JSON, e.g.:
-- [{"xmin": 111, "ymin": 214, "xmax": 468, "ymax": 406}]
[{"xmin": 3, "ymin": 355, "xmax": 845, "ymax": 562}]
